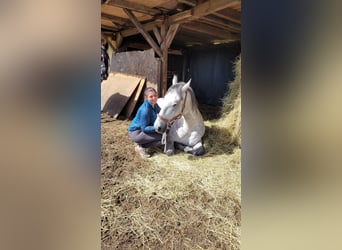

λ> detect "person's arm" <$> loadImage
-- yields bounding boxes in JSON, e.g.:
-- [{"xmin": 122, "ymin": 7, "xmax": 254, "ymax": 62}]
[{"xmin": 140, "ymin": 107, "xmax": 156, "ymax": 133}]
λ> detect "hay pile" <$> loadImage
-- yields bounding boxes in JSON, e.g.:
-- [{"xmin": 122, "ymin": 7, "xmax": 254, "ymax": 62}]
[
  {"xmin": 103, "ymin": 152, "xmax": 241, "ymax": 249},
  {"xmin": 101, "ymin": 55, "xmax": 241, "ymax": 249},
  {"xmin": 220, "ymin": 55, "xmax": 241, "ymax": 146}
]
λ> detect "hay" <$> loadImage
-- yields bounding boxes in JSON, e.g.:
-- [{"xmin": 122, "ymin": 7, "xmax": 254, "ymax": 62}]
[
  {"xmin": 101, "ymin": 116, "xmax": 241, "ymax": 249},
  {"xmin": 220, "ymin": 55, "xmax": 241, "ymax": 146},
  {"xmin": 101, "ymin": 55, "xmax": 242, "ymax": 249},
  {"xmin": 102, "ymin": 149, "xmax": 241, "ymax": 249}
]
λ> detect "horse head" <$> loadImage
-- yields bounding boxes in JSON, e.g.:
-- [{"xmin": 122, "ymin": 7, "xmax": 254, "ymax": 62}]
[{"xmin": 154, "ymin": 75, "xmax": 191, "ymax": 134}]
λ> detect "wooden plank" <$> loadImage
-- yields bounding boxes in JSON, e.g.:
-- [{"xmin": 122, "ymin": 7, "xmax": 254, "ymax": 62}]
[
  {"xmin": 101, "ymin": 25, "xmax": 118, "ymax": 32},
  {"xmin": 181, "ymin": 21, "xmax": 238, "ymax": 39},
  {"xmin": 107, "ymin": 0, "xmax": 161, "ymax": 16},
  {"xmin": 101, "ymin": 13, "xmax": 129, "ymax": 26},
  {"xmin": 200, "ymin": 15, "xmax": 240, "ymax": 32},
  {"xmin": 168, "ymin": 0, "xmax": 239, "ymax": 24},
  {"xmin": 213, "ymin": 8, "xmax": 241, "ymax": 24},
  {"xmin": 101, "ymin": 72, "xmax": 144, "ymax": 118},
  {"xmin": 123, "ymin": 8, "xmax": 163, "ymax": 58},
  {"xmin": 120, "ymin": 78, "xmax": 146, "ymax": 119}
]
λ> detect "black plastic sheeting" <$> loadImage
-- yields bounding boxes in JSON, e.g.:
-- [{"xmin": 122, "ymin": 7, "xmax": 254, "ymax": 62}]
[{"xmin": 186, "ymin": 43, "xmax": 240, "ymax": 106}]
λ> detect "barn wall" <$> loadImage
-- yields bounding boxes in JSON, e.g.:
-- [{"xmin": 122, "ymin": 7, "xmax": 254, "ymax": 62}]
[
  {"xmin": 110, "ymin": 49, "xmax": 161, "ymax": 90},
  {"xmin": 185, "ymin": 42, "xmax": 241, "ymax": 106}
]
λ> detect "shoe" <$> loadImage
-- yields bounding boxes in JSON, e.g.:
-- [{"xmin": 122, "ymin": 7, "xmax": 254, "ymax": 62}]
[{"xmin": 135, "ymin": 145, "xmax": 151, "ymax": 158}]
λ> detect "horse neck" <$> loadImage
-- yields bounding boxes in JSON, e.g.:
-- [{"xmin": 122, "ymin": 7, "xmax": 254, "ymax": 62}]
[{"xmin": 182, "ymin": 93, "xmax": 202, "ymax": 122}]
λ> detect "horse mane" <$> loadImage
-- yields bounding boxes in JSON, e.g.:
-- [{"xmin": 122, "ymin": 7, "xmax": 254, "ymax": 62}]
[{"xmin": 167, "ymin": 83, "xmax": 199, "ymax": 112}]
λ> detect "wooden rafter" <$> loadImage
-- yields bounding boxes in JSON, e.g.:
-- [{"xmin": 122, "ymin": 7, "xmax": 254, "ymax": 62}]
[
  {"xmin": 114, "ymin": 0, "xmax": 240, "ymax": 40},
  {"xmin": 121, "ymin": 20, "xmax": 162, "ymax": 37},
  {"xmin": 181, "ymin": 21, "xmax": 238, "ymax": 40},
  {"xmin": 164, "ymin": 24, "xmax": 180, "ymax": 49},
  {"xmin": 200, "ymin": 16, "xmax": 240, "ymax": 33},
  {"xmin": 107, "ymin": 0, "xmax": 161, "ymax": 16},
  {"xmin": 213, "ymin": 8, "xmax": 241, "ymax": 24},
  {"xmin": 101, "ymin": 13, "xmax": 129, "ymax": 26},
  {"xmin": 177, "ymin": 0, "xmax": 196, "ymax": 7},
  {"xmin": 153, "ymin": 26, "xmax": 162, "ymax": 45},
  {"xmin": 116, "ymin": 32, "xmax": 123, "ymax": 48},
  {"xmin": 101, "ymin": 25, "xmax": 118, "ymax": 32},
  {"xmin": 123, "ymin": 8, "xmax": 163, "ymax": 58},
  {"xmin": 169, "ymin": 0, "xmax": 240, "ymax": 24}
]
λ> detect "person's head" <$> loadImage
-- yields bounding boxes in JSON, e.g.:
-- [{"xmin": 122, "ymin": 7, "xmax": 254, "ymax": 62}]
[{"xmin": 144, "ymin": 87, "xmax": 158, "ymax": 105}]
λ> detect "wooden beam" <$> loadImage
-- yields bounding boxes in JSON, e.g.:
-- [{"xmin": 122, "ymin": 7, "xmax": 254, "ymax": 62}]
[
  {"xmin": 116, "ymin": 32, "xmax": 123, "ymax": 48},
  {"xmin": 101, "ymin": 25, "xmax": 118, "ymax": 32},
  {"xmin": 164, "ymin": 24, "xmax": 180, "ymax": 49},
  {"xmin": 107, "ymin": 0, "xmax": 161, "ymax": 16},
  {"xmin": 161, "ymin": 42, "xmax": 168, "ymax": 96},
  {"xmin": 123, "ymin": 8, "xmax": 163, "ymax": 58},
  {"xmin": 101, "ymin": 13, "xmax": 129, "ymax": 26},
  {"xmin": 169, "ymin": 0, "xmax": 239, "ymax": 24},
  {"xmin": 160, "ymin": 21, "xmax": 167, "ymax": 96},
  {"xmin": 121, "ymin": 20, "xmax": 162, "ymax": 37},
  {"xmin": 101, "ymin": 19, "xmax": 120, "ymax": 30},
  {"xmin": 102, "ymin": 36, "xmax": 116, "ymax": 51},
  {"xmin": 124, "ymin": 42, "xmax": 150, "ymax": 50},
  {"xmin": 177, "ymin": 0, "xmax": 196, "ymax": 7},
  {"xmin": 160, "ymin": 20, "xmax": 167, "ymax": 38},
  {"xmin": 213, "ymin": 8, "xmax": 241, "ymax": 24},
  {"xmin": 168, "ymin": 49, "xmax": 183, "ymax": 55},
  {"xmin": 181, "ymin": 21, "xmax": 239, "ymax": 40},
  {"xmin": 200, "ymin": 16, "xmax": 240, "ymax": 33},
  {"xmin": 153, "ymin": 26, "xmax": 162, "ymax": 45}
]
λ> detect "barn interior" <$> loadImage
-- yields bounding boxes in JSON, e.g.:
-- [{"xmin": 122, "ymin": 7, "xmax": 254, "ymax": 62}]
[
  {"xmin": 101, "ymin": 0, "xmax": 241, "ymax": 111},
  {"xmin": 101, "ymin": 2, "xmax": 242, "ymax": 248}
]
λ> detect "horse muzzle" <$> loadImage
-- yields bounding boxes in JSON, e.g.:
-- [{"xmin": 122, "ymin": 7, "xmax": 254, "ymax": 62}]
[{"xmin": 154, "ymin": 118, "xmax": 167, "ymax": 134}]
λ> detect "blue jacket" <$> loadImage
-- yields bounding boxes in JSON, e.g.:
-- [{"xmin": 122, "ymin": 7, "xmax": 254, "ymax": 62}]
[{"xmin": 128, "ymin": 100, "xmax": 160, "ymax": 133}]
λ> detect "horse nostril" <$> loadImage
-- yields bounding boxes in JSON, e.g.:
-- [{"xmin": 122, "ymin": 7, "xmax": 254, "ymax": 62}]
[{"xmin": 158, "ymin": 127, "xmax": 161, "ymax": 131}]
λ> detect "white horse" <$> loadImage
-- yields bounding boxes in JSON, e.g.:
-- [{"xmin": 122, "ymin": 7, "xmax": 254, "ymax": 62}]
[{"xmin": 154, "ymin": 75, "xmax": 205, "ymax": 156}]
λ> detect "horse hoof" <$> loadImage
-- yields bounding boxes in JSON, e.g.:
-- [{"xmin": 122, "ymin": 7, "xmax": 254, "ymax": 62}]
[
  {"xmin": 165, "ymin": 149, "xmax": 174, "ymax": 156},
  {"xmin": 193, "ymin": 147, "xmax": 204, "ymax": 156}
]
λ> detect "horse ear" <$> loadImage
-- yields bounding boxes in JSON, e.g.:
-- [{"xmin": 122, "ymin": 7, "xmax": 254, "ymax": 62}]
[
  {"xmin": 172, "ymin": 75, "xmax": 178, "ymax": 85},
  {"xmin": 182, "ymin": 79, "xmax": 191, "ymax": 92}
]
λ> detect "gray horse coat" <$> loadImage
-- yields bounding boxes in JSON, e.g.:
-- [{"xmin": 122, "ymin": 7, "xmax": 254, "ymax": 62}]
[{"xmin": 154, "ymin": 75, "xmax": 205, "ymax": 156}]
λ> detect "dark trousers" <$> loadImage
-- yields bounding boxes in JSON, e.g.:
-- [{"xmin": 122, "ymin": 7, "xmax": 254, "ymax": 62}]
[{"xmin": 128, "ymin": 130, "xmax": 162, "ymax": 148}]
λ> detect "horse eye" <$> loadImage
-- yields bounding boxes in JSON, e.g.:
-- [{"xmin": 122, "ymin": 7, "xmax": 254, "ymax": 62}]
[{"xmin": 172, "ymin": 103, "xmax": 177, "ymax": 107}]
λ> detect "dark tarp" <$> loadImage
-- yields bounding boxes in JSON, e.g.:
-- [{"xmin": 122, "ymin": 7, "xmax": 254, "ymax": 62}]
[{"xmin": 186, "ymin": 43, "xmax": 240, "ymax": 106}]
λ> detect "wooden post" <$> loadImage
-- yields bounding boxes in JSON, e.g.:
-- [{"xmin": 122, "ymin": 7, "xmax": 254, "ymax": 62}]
[
  {"xmin": 160, "ymin": 22, "xmax": 180, "ymax": 96},
  {"xmin": 160, "ymin": 20, "xmax": 168, "ymax": 96},
  {"xmin": 161, "ymin": 42, "xmax": 168, "ymax": 96}
]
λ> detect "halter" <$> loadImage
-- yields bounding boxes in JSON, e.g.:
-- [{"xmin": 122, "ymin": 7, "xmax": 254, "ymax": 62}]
[{"xmin": 158, "ymin": 91, "xmax": 188, "ymax": 129}]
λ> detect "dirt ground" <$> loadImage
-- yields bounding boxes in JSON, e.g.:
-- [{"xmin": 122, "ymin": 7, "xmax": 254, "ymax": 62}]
[{"xmin": 101, "ymin": 105, "xmax": 241, "ymax": 249}]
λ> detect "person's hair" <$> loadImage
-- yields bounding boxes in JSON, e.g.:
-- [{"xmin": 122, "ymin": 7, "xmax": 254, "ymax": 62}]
[{"xmin": 144, "ymin": 87, "xmax": 157, "ymax": 97}]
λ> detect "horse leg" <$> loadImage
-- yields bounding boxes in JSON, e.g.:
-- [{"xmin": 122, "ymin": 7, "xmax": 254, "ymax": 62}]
[
  {"xmin": 175, "ymin": 141, "xmax": 204, "ymax": 155},
  {"xmin": 164, "ymin": 136, "xmax": 175, "ymax": 156},
  {"xmin": 191, "ymin": 141, "xmax": 204, "ymax": 155}
]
